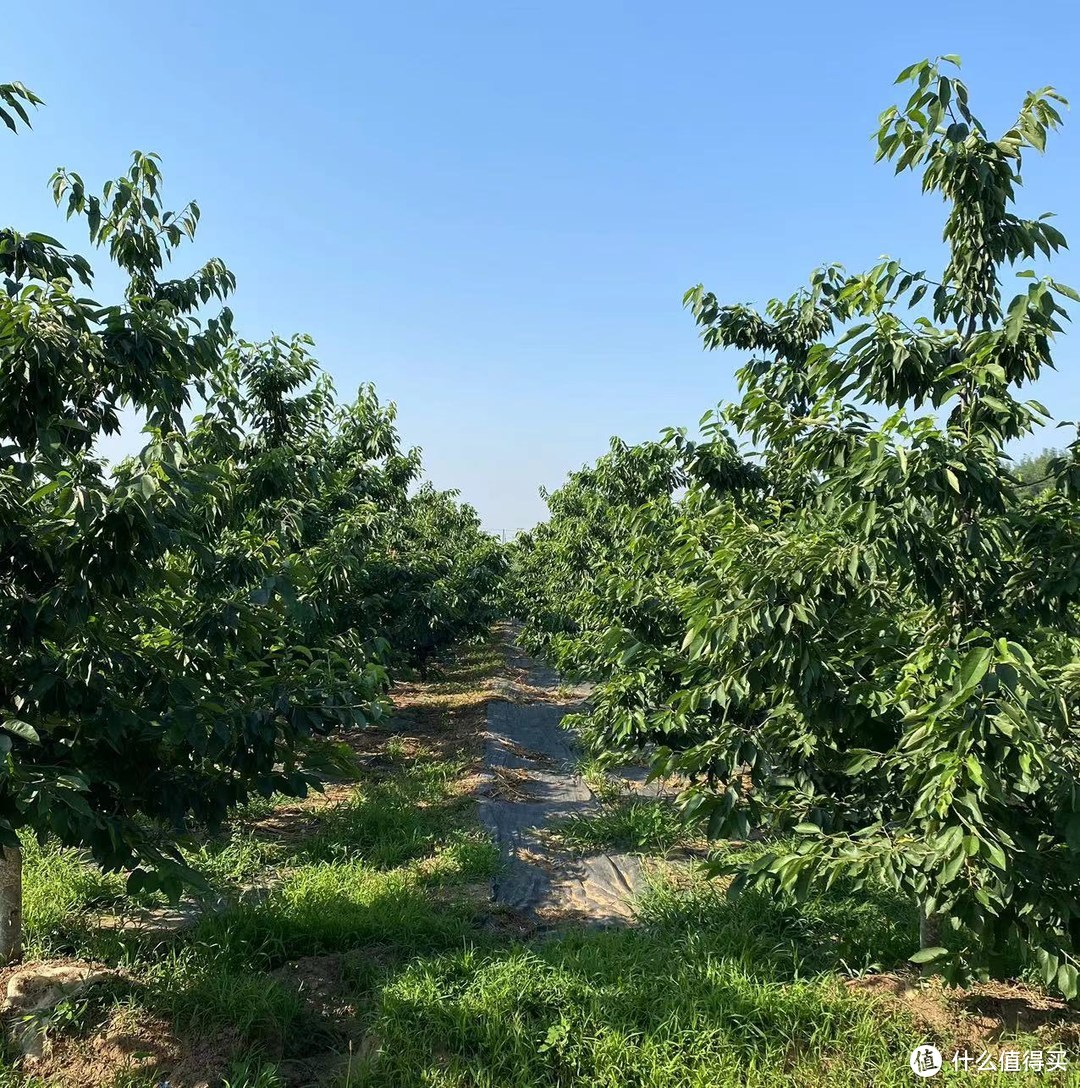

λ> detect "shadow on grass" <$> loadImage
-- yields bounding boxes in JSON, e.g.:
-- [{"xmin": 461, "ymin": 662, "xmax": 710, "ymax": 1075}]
[
  {"xmin": 113, "ymin": 866, "xmax": 488, "ymax": 1068},
  {"xmin": 29, "ymin": 826, "xmax": 997, "ymax": 1088},
  {"xmin": 392, "ymin": 633, "xmax": 504, "ymax": 692},
  {"xmin": 131, "ymin": 860, "xmax": 922, "ymax": 1082},
  {"xmin": 641, "ymin": 871, "xmax": 920, "ymax": 978},
  {"xmin": 352, "ymin": 877, "xmax": 929, "ymax": 1088},
  {"xmin": 289, "ymin": 760, "xmax": 482, "ymax": 871},
  {"xmin": 27, "ymin": 849, "xmax": 1053, "ymax": 1088}
]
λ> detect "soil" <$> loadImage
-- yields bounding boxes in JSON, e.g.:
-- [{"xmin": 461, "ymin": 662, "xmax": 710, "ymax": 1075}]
[
  {"xmin": 0, "ymin": 958, "xmax": 240, "ymax": 1087},
  {"xmin": 845, "ymin": 972, "xmax": 1080, "ymax": 1053}
]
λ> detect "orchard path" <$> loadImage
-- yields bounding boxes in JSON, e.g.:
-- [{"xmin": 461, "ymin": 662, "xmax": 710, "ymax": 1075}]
[
  {"xmin": 477, "ymin": 625, "xmax": 651, "ymax": 925},
  {"xmin": 88, "ymin": 624, "xmax": 658, "ymax": 944}
]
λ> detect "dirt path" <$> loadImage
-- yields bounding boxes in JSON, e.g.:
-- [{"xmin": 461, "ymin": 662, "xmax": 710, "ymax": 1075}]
[{"xmin": 477, "ymin": 627, "xmax": 650, "ymax": 925}]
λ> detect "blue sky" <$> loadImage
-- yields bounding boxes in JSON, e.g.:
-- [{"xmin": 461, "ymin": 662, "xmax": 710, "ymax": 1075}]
[{"xmin": 6, "ymin": 2, "xmax": 1080, "ymax": 532}]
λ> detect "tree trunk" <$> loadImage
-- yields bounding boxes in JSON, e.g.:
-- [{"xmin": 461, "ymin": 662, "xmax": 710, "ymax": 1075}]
[
  {"xmin": 920, "ymin": 901, "xmax": 943, "ymax": 952},
  {"xmin": 0, "ymin": 845, "xmax": 23, "ymax": 966}
]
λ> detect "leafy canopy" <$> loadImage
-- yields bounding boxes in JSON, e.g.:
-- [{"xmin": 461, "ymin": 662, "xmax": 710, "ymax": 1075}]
[
  {"xmin": 515, "ymin": 57, "xmax": 1080, "ymax": 997},
  {"xmin": 0, "ymin": 84, "xmax": 503, "ymax": 904}
]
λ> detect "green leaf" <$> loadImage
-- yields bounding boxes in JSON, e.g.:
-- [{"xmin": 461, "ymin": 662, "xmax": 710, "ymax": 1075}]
[
  {"xmin": 1, "ymin": 720, "xmax": 40, "ymax": 744},
  {"xmin": 958, "ymin": 647, "xmax": 992, "ymax": 693},
  {"xmin": 1057, "ymin": 963, "xmax": 1079, "ymax": 999},
  {"xmin": 983, "ymin": 840, "xmax": 1007, "ymax": 871},
  {"xmin": 794, "ymin": 823, "xmax": 823, "ymax": 836},
  {"xmin": 909, "ymin": 947, "xmax": 949, "ymax": 964}
]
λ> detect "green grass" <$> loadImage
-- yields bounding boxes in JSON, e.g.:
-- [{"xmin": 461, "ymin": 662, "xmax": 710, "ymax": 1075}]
[
  {"xmin": 640, "ymin": 865, "xmax": 918, "ymax": 977},
  {"xmin": 6, "ymin": 636, "xmax": 1074, "ymax": 1087},
  {"xmin": 364, "ymin": 943, "xmax": 911, "ymax": 1087},
  {"xmin": 405, "ymin": 631, "xmax": 504, "ymax": 694},
  {"xmin": 21, "ymin": 837, "xmax": 127, "ymax": 948},
  {"xmin": 187, "ymin": 862, "xmax": 480, "ymax": 971},
  {"xmin": 548, "ymin": 797, "xmax": 695, "ymax": 855},
  {"xmin": 7, "ymin": 739, "xmax": 500, "ymax": 1081},
  {"xmin": 9, "ymin": 837, "xmax": 1068, "ymax": 1088},
  {"xmin": 300, "ymin": 758, "xmax": 469, "ymax": 869},
  {"xmin": 348, "ymin": 869, "xmax": 1063, "ymax": 1088},
  {"xmin": 189, "ymin": 830, "xmax": 285, "ymax": 889},
  {"xmin": 575, "ymin": 755, "xmax": 627, "ymax": 803}
]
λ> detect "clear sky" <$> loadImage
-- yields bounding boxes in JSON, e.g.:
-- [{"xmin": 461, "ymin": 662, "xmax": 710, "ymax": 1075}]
[{"xmin": 5, "ymin": 2, "xmax": 1080, "ymax": 533}]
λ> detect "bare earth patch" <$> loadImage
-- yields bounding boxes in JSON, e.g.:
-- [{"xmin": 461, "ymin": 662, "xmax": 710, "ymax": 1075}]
[
  {"xmin": 0, "ymin": 957, "xmax": 240, "ymax": 1087},
  {"xmin": 845, "ymin": 972, "xmax": 1080, "ymax": 1052}
]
